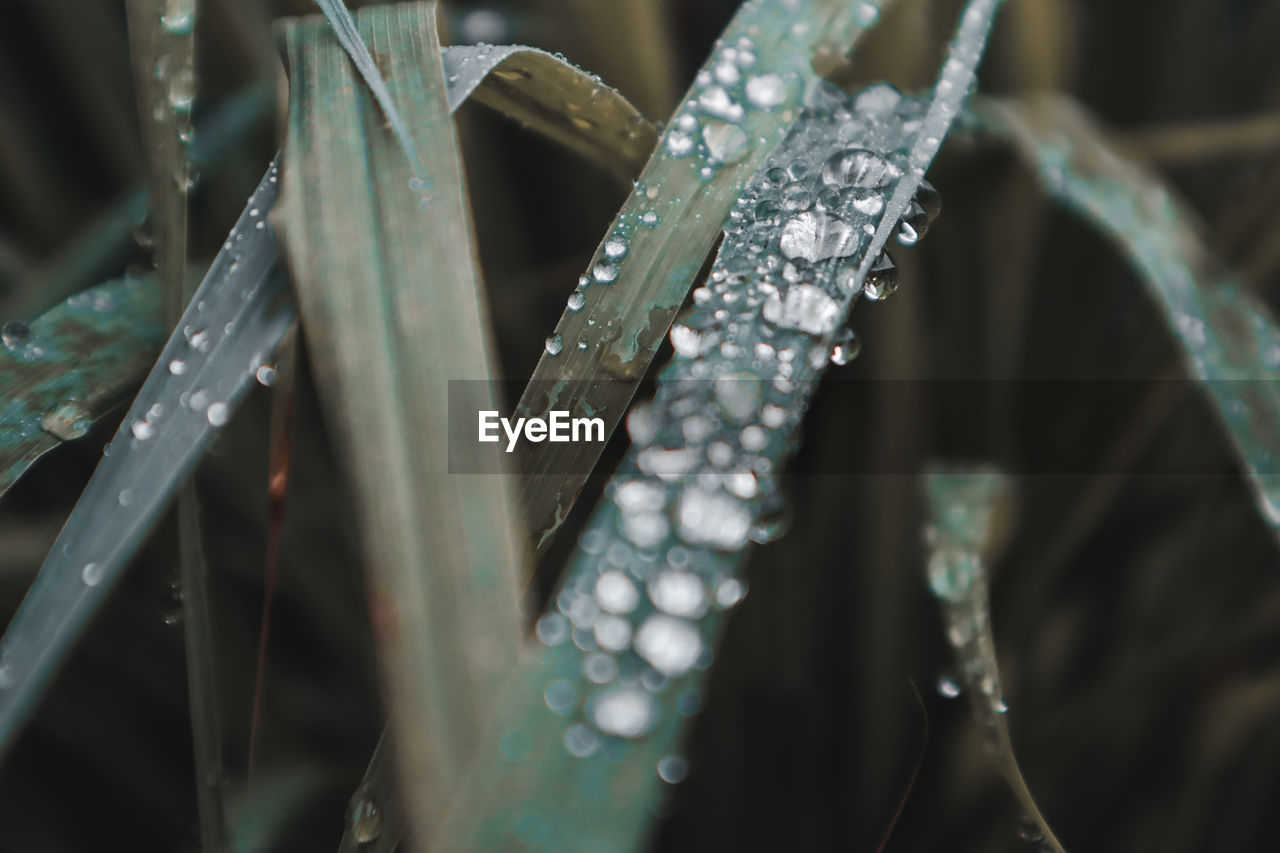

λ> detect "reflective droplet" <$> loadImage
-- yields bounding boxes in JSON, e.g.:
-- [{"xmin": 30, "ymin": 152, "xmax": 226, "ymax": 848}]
[
  {"xmin": 702, "ymin": 119, "xmax": 748, "ymax": 164},
  {"xmin": 821, "ymin": 148, "xmax": 899, "ymax": 189},
  {"xmin": 635, "ymin": 614, "xmax": 703, "ymax": 677},
  {"xmin": 567, "ymin": 290, "xmax": 586, "ymax": 312},
  {"xmin": 81, "ymin": 562, "xmax": 105, "ymax": 586},
  {"xmin": 255, "ymin": 365, "xmax": 277, "ymax": 387},
  {"xmin": 564, "ymin": 723, "xmax": 601, "ymax": 757},
  {"xmin": 677, "ymin": 488, "xmax": 750, "ymax": 550},
  {"xmin": 535, "ymin": 612, "xmax": 569, "ymax": 646},
  {"xmin": 830, "ymin": 327, "xmax": 861, "ymax": 365},
  {"xmin": 648, "ymin": 570, "xmax": 708, "ymax": 619},
  {"xmin": 779, "ymin": 211, "xmax": 860, "ymax": 262},
  {"xmin": 1, "ymin": 321, "xmax": 30, "ymax": 351},
  {"xmin": 545, "ymin": 334, "xmax": 564, "ymax": 356},
  {"xmin": 595, "ymin": 570, "xmax": 640, "ymax": 614},
  {"xmin": 584, "ymin": 652, "xmax": 618, "ymax": 684},
  {"xmin": 763, "ymin": 284, "xmax": 842, "ymax": 336},
  {"xmin": 745, "ymin": 73, "xmax": 786, "ymax": 109},
  {"xmin": 936, "ymin": 677, "xmax": 962, "ymax": 699},
  {"xmin": 715, "ymin": 577, "xmax": 747, "ymax": 608},
  {"xmin": 544, "ymin": 679, "xmax": 577, "ymax": 715},
  {"xmin": 604, "ymin": 236, "xmax": 629, "ymax": 260},
  {"xmin": 590, "ymin": 685, "xmax": 658, "ymax": 739},
  {"xmin": 593, "ymin": 262, "xmax": 619, "ymax": 284},
  {"xmin": 862, "ymin": 252, "xmax": 899, "ymax": 302},
  {"xmin": 349, "ymin": 794, "xmax": 382, "ymax": 844},
  {"xmin": 207, "ymin": 402, "xmax": 229, "ymax": 427},
  {"xmin": 658, "ymin": 755, "xmax": 689, "ymax": 783},
  {"xmin": 42, "ymin": 401, "xmax": 92, "ymax": 441},
  {"xmin": 169, "ymin": 359, "xmax": 187, "ymax": 375},
  {"xmin": 131, "ymin": 419, "xmax": 156, "ymax": 440}
]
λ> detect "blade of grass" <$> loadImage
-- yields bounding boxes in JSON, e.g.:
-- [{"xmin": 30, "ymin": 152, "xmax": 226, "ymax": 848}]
[
  {"xmin": 433, "ymin": 4, "xmax": 1003, "ymax": 846},
  {"xmin": 510, "ymin": 0, "xmax": 898, "ymax": 559},
  {"xmin": 0, "ymin": 275, "xmax": 165, "ymax": 494},
  {"xmin": 125, "ymin": 3, "xmax": 229, "ymax": 846},
  {"xmin": 0, "ymin": 161, "xmax": 294, "ymax": 757},
  {"xmin": 274, "ymin": 5, "xmax": 525, "ymax": 850},
  {"xmin": 922, "ymin": 465, "xmax": 1067, "ymax": 853},
  {"xmin": 974, "ymin": 95, "xmax": 1280, "ymax": 542},
  {"xmin": 442, "ymin": 44, "xmax": 656, "ymax": 182}
]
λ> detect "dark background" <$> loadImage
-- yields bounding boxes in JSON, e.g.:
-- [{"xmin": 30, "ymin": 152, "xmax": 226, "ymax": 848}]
[{"xmin": 2, "ymin": 0, "xmax": 1279, "ymax": 850}]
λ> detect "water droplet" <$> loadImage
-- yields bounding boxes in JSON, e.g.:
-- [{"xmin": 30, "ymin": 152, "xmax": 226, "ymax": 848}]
[
  {"xmin": 745, "ymin": 73, "xmax": 786, "ymax": 109},
  {"xmin": 862, "ymin": 252, "xmax": 899, "ymax": 302},
  {"xmin": 641, "ymin": 211, "xmax": 660, "ymax": 226},
  {"xmin": 169, "ymin": 359, "xmax": 187, "ymax": 375},
  {"xmin": 936, "ymin": 677, "xmax": 962, "ymax": 699},
  {"xmin": 854, "ymin": 1, "xmax": 881, "ymax": 26},
  {"xmin": 635, "ymin": 614, "xmax": 703, "ymax": 677},
  {"xmin": 821, "ymin": 148, "xmax": 900, "ymax": 189},
  {"xmin": 1, "ymin": 321, "xmax": 30, "ymax": 351},
  {"xmin": 658, "ymin": 755, "xmax": 689, "ymax": 783},
  {"xmin": 763, "ymin": 284, "xmax": 842, "ymax": 336},
  {"xmin": 604, "ymin": 236, "xmax": 629, "ymax": 260},
  {"xmin": 593, "ymin": 262, "xmax": 619, "ymax": 284},
  {"xmin": 545, "ymin": 334, "xmax": 564, "ymax": 356},
  {"xmin": 82, "ymin": 562, "xmax": 105, "ymax": 586},
  {"xmin": 830, "ymin": 327, "xmax": 861, "ymax": 365},
  {"xmin": 669, "ymin": 310, "xmax": 722, "ymax": 358},
  {"xmin": 927, "ymin": 548, "xmax": 978, "ymax": 600},
  {"xmin": 564, "ymin": 723, "xmax": 601, "ymax": 757},
  {"xmin": 648, "ymin": 570, "xmax": 708, "ymax": 619},
  {"xmin": 780, "ymin": 182, "xmax": 812, "ymax": 211},
  {"xmin": 666, "ymin": 130, "xmax": 695, "ymax": 158},
  {"xmin": 715, "ymin": 577, "xmax": 747, "ymax": 608},
  {"xmin": 852, "ymin": 82, "xmax": 902, "ymax": 116},
  {"xmin": 207, "ymin": 402, "xmax": 229, "ymax": 427},
  {"xmin": 567, "ymin": 290, "xmax": 586, "ymax": 312},
  {"xmin": 256, "ymin": 365, "xmax": 277, "ymax": 386},
  {"xmin": 677, "ymin": 488, "xmax": 751, "ymax": 550},
  {"xmin": 584, "ymin": 652, "xmax": 618, "ymax": 684},
  {"xmin": 349, "ymin": 794, "xmax": 382, "ymax": 843},
  {"xmin": 1016, "ymin": 816, "xmax": 1044, "ymax": 843},
  {"xmin": 779, "ymin": 211, "xmax": 861, "ymax": 263},
  {"xmin": 593, "ymin": 614, "xmax": 632, "ymax": 652},
  {"xmin": 131, "ymin": 418, "xmax": 156, "ymax": 440},
  {"xmin": 544, "ymin": 679, "xmax": 577, "ymax": 715},
  {"xmin": 697, "ymin": 86, "xmax": 744, "ymax": 123},
  {"xmin": 118, "ymin": 489, "xmax": 134, "ymax": 506},
  {"xmin": 590, "ymin": 685, "xmax": 658, "ymax": 739},
  {"xmin": 595, "ymin": 570, "xmax": 640, "ymax": 615},
  {"xmin": 702, "ymin": 120, "xmax": 749, "ymax": 164}
]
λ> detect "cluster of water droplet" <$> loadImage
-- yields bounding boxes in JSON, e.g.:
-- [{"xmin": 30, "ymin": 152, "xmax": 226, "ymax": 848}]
[
  {"xmin": 528, "ymin": 80, "xmax": 943, "ymax": 785},
  {"xmin": 663, "ymin": 35, "xmax": 791, "ymax": 178}
]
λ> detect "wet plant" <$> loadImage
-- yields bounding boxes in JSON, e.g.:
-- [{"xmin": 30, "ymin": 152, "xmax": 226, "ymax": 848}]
[{"xmin": 1, "ymin": 1, "xmax": 1279, "ymax": 852}]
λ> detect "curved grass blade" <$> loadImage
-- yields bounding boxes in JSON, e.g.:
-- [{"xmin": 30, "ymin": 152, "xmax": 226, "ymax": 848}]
[
  {"xmin": 313, "ymin": 0, "xmax": 422, "ymax": 174},
  {"xmin": 974, "ymin": 95, "xmax": 1280, "ymax": 539},
  {"xmin": 338, "ymin": 730, "xmax": 406, "ymax": 853},
  {"xmin": 274, "ymin": 5, "xmax": 525, "ymax": 849},
  {"xmin": 511, "ymin": 0, "xmax": 899, "ymax": 558},
  {"xmin": 0, "ymin": 275, "xmax": 165, "ymax": 493},
  {"xmin": 434, "ymin": 3, "xmax": 1003, "ymax": 842},
  {"xmin": 0, "ymin": 161, "xmax": 295, "ymax": 756},
  {"xmin": 922, "ymin": 465, "xmax": 1067, "ymax": 853},
  {"xmin": 443, "ymin": 45, "xmax": 656, "ymax": 181}
]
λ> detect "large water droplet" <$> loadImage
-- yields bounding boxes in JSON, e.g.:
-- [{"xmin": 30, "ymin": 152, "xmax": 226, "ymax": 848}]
[
  {"xmin": 590, "ymin": 685, "xmax": 658, "ymax": 738},
  {"xmin": 42, "ymin": 401, "xmax": 91, "ymax": 441},
  {"xmin": 702, "ymin": 120, "xmax": 749, "ymax": 164},
  {"xmin": 861, "ymin": 252, "xmax": 899, "ymax": 302},
  {"xmin": 779, "ymin": 211, "xmax": 861, "ymax": 263},
  {"xmin": 349, "ymin": 793, "xmax": 382, "ymax": 843},
  {"xmin": 657, "ymin": 755, "xmax": 689, "ymax": 783},
  {"xmin": 648, "ymin": 570, "xmax": 708, "ymax": 619},
  {"xmin": 697, "ymin": 86, "xmax": 744, "ymax": 123},
  {"xmin": 762, "ymin": 284, "xmax": 842, "ymax": 336},
  {"xmin": 821, "ymin": 148, "xmax": 899, "ymax": 189},
  {"xmin": 634, "ymin": 614, "xmax": 703, "ymax": 677},
  {"xmin": 545, "ymin": 334, "xmax": 564, "ymax": 356},
  {"xmin": 830, "ymin": 327, "xmax": 861, "ymax": 365},
  {"xmin": 677, "ymin": 488, "xmax": 751, "ymax": 550},
  {"xmin": 745, "ymin": 73, "xmax": 786, "ymax": 109},
  {"xmin": 595, "ymin": 570, "xmax": 640, "ymax": 614}
]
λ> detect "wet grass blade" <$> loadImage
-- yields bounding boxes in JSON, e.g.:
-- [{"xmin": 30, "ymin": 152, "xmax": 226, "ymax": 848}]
[
  {"xmin": 974, "ymin": 95, "xmax": 1280, "ymax": 540},
  {"xmin": 274, "ymin": 4, "xmax": 525, "ymax": 848},
  {"xmin": 125, "ymin": 3, "xmax": 230, "ymax": 846},
  {"xmin": 443, "ymin": 45, "xmax": 656, "ymax": 181},
  {"xmin": 511, "ymin": 0, "xmax": 897, "ymax": 558},
  {"xmin": 433, "ymin": 4, "xmax": 1003, "ymax": 846},
  {"xmin": 0, "ymin": 162, "xmax": 294, "ymax": 755},
  {"xmin": 0, "ymin": 276, "xmax": 165, "ymax": 494},
  {"xmin": 922, "ymin": 466, "xmax": 1067, "ymax": 853}
]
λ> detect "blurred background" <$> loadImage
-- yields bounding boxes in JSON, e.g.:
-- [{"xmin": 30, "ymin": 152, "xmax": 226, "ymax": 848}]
[{"xmin": 2, "ymin": 0, "xmax": 1280, "ymax": 850}]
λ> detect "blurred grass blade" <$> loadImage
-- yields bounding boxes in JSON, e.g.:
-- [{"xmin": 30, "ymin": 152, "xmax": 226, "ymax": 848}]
[
  {"xmin": 511, "ymin": 0, "xmax": 898, "ymax": 558},
  {"xmin": 313, "ymin": 0, "xmax": 422, "ymax": 174},
  {"xmin": 975, "ymin": 95, "xmax": 1280, "ymax": 537},
  {"xmin": 126, "ymin": 3, "xmax": 230, "ymax": 847},
  {"xmin": 274, "ymin": 4, "xmax": 525, "ymax": 849},
  {"xmin": 443, "ymin": 45, "xmax": 656, "ymax": 181},
  {"xmin": 10, "ymin": 82, "xmax": 274, "ymax": 319},
  {"xmin": 0, "ymin": 161, "xmax": 294, "ymax": 755},
  {"xmin": 435, "ymin": 3, "xmax": 1002, "ymax": 844},
  {"xmin": 922, "ymin": 466, "xmax": 1067, "ymax": 853},
  {"xmin": 0, "ymin": 276, "xmax": 165, "ymax": 494}
]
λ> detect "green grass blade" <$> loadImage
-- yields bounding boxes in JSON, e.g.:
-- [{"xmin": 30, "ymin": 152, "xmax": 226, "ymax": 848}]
[
  {"xmin": 274, "ymin": 4, "xmax": 525, "ymax": 848},
  {"xmin": 0, "ymin": 163, "xmax": 294, "ymax": 756},
  {"xmin": 922, "ymin": 465, "xmax": 1067, "ymax": 853},
  {"xmin": 313, "ymin": 0, "xmax": 422, "ymax": 175},
  {"xmin": 975, "ymin": 95, "xmax": 1280, "ymax": 539},
  {"xmin": 443, "ymin": 45, "xmax": 656, "ymax": 181},
  {"xmin": 434, "ymin": 3, "xmax": 1002, "ymax": 844},
  {"xmin": 511, "ymin": 0, "xmax": 896, "ymax": 558},
  {"xmin": 0, "ymin": 275, "xmax": 165, "ymax": 493}
]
